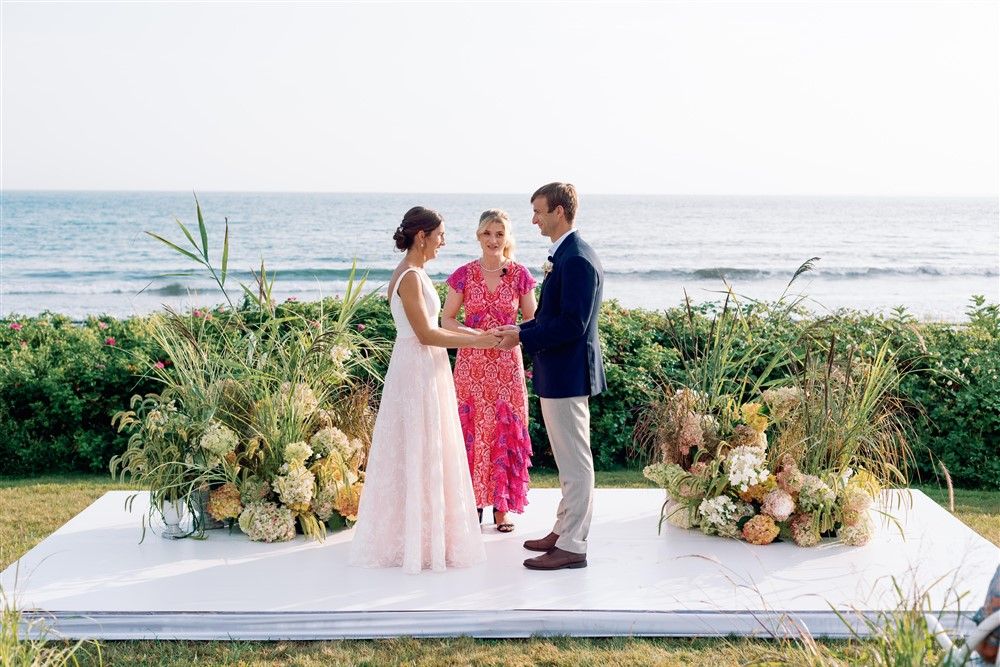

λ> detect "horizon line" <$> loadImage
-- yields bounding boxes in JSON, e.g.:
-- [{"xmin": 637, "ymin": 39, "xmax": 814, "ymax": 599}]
[{"xmin": 2, "ymin": 188, "xmax": 998, "ymax": 199}]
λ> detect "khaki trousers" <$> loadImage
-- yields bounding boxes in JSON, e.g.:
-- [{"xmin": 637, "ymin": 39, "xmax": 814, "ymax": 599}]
[{"xmin": 540, "ymin": 396, "xmax": 594, "ymax": 554}]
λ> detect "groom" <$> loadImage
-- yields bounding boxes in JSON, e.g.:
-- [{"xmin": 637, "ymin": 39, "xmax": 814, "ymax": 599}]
[{"xmin": 498, "ymin": 182, "xmax": 606, "ymax": 570}]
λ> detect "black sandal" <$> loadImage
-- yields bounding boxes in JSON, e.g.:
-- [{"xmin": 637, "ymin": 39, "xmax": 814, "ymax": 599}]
[
  {"xmin": 493, "ymin": 508, "xmax": 514, "ymax": 533},
  {"xmin": 477, "ymin": 507, "xmax": 483, "ymax": 524}
]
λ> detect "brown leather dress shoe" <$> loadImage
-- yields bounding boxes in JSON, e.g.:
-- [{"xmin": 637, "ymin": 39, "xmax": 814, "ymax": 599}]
[
  {"xmin": 523, "ymin": 547, "xmax": 587, "ymax": 570},
  {"xmin": 523, "ymin": 531, "xmax": 559, "ymax": 552}
]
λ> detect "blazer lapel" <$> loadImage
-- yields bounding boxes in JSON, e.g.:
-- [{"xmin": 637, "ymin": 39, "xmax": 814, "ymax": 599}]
[{"xmin": 538, "ymin": 233, "xmax": 578, "ymax": 313}]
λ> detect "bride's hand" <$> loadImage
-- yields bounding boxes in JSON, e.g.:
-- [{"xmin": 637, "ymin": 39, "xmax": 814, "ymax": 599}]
[{"xmin": 474, "ymin": 331, "xmax": 504, "ymax": 349}]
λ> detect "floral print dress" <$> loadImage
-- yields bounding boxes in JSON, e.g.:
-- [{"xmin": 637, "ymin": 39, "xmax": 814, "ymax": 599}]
[{"xmin": 446, "ymin": 261, "xmax": 536, "ymax": 513}]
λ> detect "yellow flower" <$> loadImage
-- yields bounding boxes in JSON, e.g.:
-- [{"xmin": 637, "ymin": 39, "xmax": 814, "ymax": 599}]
[
  {"xmin": 849, "ymin": 469, "xmax": 882, "ymax": 499},
  {"xmin": 738, "ymin": 474, "xmax": 776, "ymax": 503},
  {"xmin": 311, "ymin": 452, "xmax": 356, "ymax": 486},
  {"xmin": 741, "ymin": 402, "xmax": 769, "ymax": 432},
  {"xmin": 333, "ymin": 482, "xmax": 363, "ymax": 522}
]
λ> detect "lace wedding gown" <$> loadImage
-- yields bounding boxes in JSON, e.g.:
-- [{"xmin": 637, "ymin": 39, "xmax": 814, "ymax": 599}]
[{"xmin": 349, "ymin": 267, "xmax": 486, "ymax": 573}]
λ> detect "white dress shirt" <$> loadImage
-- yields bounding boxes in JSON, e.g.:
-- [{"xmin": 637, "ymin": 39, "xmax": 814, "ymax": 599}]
[{"xmin": 548, "ymin": 228, "xmax": 576, "ymax": 257}]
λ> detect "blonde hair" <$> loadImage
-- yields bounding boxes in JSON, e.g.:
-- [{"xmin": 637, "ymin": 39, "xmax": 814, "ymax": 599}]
[{"xmin": 477, "ymin": 208, "xmax": 516, "ymax": 260}]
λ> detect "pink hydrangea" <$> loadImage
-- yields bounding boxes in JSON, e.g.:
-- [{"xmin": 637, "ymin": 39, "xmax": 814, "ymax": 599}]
[
  {"xmin": 776, "ymin": 463, "xmax": 804, "ymax": 495},
  {"xmin": 356, "ymin": 323, "xmax": 366, "ymax": 331},
  {"xmin": 9, "ymin": 322, "xmax": 22, "ymax": 331},
  {"xmin": 154, "ymin": 361, "xmax": 166, "ymax": 369},
  {"xmin": 762, "ymin": 488, "xmax": 795, "ymax": 522},
  {"xmin": 838, "ymin": 518, "xmax": 873, "ymax": 546},
  {"xmin": 789, "ymin": 512, "xmax": 820, "ymax": 547},
  {"xmin": 97, "ymin": 321, "xmax": 109, "ymax": 330},
  {"xmin": 677, "ymin": 410, "xmax": 704, "ymax": 456},
  {"xmin": 105, "ymin": 337, "xmax": 116, "ymax": 346}
]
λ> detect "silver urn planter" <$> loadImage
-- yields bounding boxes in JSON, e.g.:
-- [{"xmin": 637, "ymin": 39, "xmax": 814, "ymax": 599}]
[{"xmin": 159, "ymin": 498, "xmax": 187, "ymax": 539}]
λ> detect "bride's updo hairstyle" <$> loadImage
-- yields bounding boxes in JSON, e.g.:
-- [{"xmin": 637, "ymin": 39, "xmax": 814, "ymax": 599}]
[{"xmin": 393, "ymin": 206, "xmax": 443, "ymax": 251}]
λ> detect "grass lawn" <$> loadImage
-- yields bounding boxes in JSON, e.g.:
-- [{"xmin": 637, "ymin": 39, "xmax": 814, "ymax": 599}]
[{"xmin": 1, "ymin": 471, "xmax": 996, "ymax": 666}]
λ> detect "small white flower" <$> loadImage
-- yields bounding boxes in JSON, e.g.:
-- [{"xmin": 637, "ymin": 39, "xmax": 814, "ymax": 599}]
[
  {"xmin": 697, "ymin": 495, "xmax": 751, "ymax": 538},
  {"xmin": 542, "ymin": 259, "xmax": 554, "ymax": 276},
  {"xmin": 724, "ymin": 445, "xmax": 769, "ymax": 492},
  {"xmin": 329, "ymin": 345, "xmax": 352, "ymax": 365}
]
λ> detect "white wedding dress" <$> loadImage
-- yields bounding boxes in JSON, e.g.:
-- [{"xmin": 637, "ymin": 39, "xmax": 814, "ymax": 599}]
[{"xmin": 349, "ymin": 267, "xmax": 486, "ymax": 573}]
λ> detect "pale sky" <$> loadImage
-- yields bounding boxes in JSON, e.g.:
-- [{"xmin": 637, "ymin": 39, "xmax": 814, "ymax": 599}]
[{"xmin": 1, "ymin": 1, "xmax": 997, "ymax": 195}]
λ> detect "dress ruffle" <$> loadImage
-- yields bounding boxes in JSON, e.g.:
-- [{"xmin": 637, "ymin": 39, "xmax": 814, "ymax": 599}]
[{"xmin": 490, "ymin": 400, "xmax": 532, "ymax": 513}]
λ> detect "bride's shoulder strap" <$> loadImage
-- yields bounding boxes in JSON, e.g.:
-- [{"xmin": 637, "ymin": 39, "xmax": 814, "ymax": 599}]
[{"xmin": 391, "ymin": 266, "xmax": 423, "ymax": 298}]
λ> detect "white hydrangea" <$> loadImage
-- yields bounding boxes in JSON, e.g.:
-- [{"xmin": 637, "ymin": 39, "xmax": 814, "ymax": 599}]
[
  {"xmin": 281, "ymin": 382, "xmax": 319, "ymax": 416},
  {"xmin": 238, "ymin": 501, "xmax": 296, "ymax": 542},
  {"xmin": 724, "ymin": 445, "xmax": 770, "ymax": 492},
  {"xmin": 283, "ymin": 441, "xmax": 313, "ymax": 467},
  {"xmin": 760, "ymin": 387, "xmax": 802, "ymax": 421},
  {"xmin": 643, "ymin": 462, "xmax": 685, "ymax": 489},
  {"xmin": 200, "ymin": 420, "xmax": 238, "ymax": 457},
  {"xmin": 312, "ymin": 485, "xmax": 337, "ymax": 521},
  {"xmin": 272, "ymin": 465, "xmax": 315, "ymax": 508},
  {"xmin": 698, "ymin": 495, "xmax": 751, "ymax": 538},
  {"xmin": 798, "ymin": 474, "xmax": 836, "ymax": 513},
  {"xmin": 838, "ymin": 516, "xmax": 874, "ymax": 546},
  {"xmin": 310, "ymin": 426, "xmax": 352, "ymax": 458}
]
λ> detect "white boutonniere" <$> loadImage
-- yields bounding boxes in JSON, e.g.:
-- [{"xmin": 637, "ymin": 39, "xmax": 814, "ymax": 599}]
[{"xmin": 542, "ymin": 256, "xmax": 554, "ymax": 277}]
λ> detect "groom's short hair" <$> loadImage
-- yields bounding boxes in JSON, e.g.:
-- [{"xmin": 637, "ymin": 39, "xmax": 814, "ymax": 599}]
[{"xmin": 531, "ymin": 182, "xmax": 577, "ymax": 224}]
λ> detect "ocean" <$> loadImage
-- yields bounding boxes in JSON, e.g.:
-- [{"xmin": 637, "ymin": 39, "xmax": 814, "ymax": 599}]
[{"xmin": 1, "ymin": 191, "xmax": 997, "ymax": 321}]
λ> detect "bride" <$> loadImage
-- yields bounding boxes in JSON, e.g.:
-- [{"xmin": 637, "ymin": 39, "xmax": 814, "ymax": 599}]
[{"xmin": 349, "ymin": 206, "xmax": 498, "ymax": 573}]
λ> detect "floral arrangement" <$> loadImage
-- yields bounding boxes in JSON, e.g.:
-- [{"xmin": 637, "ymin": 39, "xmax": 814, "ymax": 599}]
[
  {"xmin": 642, "ymin": 389, "xmax": 882, "ymax": 547},
  {"xmin": 111, "ymin": 197, "xmax": 384, "ymax": 543},
  {"xmin": 198, "ymin": 386, "xmax": 368, "ymax": 541},
  {"xmin": 635, "ymin": 275, "xmax": 912, "ymax": 548}
]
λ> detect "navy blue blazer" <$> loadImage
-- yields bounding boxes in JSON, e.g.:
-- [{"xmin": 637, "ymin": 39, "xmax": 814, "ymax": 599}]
[{"xmin": 519, "ymin": 232, "xmax": 607, "ymax": 399}]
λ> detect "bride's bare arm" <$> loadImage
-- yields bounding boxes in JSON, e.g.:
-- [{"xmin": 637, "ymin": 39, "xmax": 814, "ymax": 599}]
[{"xmin": 398, "ymin": 273, "xmax": 498, "ymax": 349}]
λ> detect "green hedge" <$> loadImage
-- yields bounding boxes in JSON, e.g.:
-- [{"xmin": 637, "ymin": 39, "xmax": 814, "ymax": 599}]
[{"xmin": 2, "ymin": 295, "xmax": 997, "ymax": 488}]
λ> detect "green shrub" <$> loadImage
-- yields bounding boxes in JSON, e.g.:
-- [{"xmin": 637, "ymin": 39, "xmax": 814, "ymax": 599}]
[
  {"xmin": 1, "ymin": 294, "xmax": 997, "ymax": 488},
  {"xmin": 0, "ymin": 314, "xmax": 160, "ymax": 475}
]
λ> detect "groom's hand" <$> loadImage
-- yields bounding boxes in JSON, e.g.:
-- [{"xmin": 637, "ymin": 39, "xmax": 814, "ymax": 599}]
[{"xmin": 497, "ymin": 328, "xmax": 520, "ymax": 350}]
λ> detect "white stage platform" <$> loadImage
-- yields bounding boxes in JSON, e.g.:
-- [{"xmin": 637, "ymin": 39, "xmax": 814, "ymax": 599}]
[{"xmin": 2, "ymin": 489, "xmax": 996, "ymax": 640}]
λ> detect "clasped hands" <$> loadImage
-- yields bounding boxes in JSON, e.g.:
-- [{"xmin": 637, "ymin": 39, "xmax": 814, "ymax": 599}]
[{"xmin": 482, "ymin": 325, "xmax": 520, "ymax": 350}]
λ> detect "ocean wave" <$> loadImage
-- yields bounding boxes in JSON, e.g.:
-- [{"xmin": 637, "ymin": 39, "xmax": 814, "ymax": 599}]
[
  {"xmin": 14, "ymin": 267, "xmax": 400, "ymax": 282},
  {"xmin": 3, "ymin": 264, "xmax": 997, "ymax": 295},
  {"xmin": 605, "ymin": 265, "xmax": 1000, "ymax": 280}
]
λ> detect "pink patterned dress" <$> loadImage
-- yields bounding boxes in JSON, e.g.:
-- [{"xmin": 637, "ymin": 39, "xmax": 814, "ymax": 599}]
[{"xmin": 446, "ymin": 261, "xmax": 536, "ymax": 513}]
